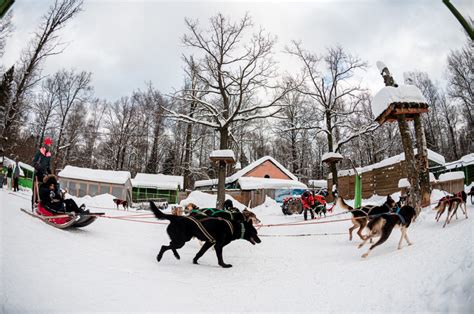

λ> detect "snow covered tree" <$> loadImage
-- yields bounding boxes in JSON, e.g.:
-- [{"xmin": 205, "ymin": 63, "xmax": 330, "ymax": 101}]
[
  {"xmin": 82, "ymin": 98, "xmax": 106, "ymax": 168},
  {"xmin": 447, "ymin": 42, "xmax": 473, "ymax": 155},
  {"xmin": 0, "ymin": 10, "xmax": 13, "ymax": 62},
  {"xmin": 52, "ymin": 69, "xmax": 92, "ymax": 170},
  {"xmin": 286, "ymin": 43, "xmax": 376, "ymax": 189},
  {"xmin": 31, "ymin": 76, "xmax": 59, "ymax": 148},
  {"xmin": 166, "ymin": 13, "xmax": 290, "ymax": 207},
  {"xmin": 2, "ymin": 0, "xmax": 83, "ymax": 153}
]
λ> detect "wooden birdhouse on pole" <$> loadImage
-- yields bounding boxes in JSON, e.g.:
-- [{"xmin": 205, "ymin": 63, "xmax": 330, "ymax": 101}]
[
  {"xmin": 210, "ymin": 149, "xmax": 236, "ymax": 208},
  {"xmin": 372, "ymin": 61, "xmax": 431, "ymax": 211}
]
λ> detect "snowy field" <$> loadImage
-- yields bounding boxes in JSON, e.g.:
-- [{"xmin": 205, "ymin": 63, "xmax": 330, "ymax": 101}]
[{"xmin": 1, "ymin": 189, "xmax": 473, "ymax": 313}]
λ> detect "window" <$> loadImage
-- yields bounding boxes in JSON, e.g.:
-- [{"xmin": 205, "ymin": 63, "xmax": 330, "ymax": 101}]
[
  {"xmin": 69, "ymin": 182, "xmax": 77, "ymax": 196},
  {"xmin": 111, "ymin": 186, "xmax": 123, "ymax": 199},
  {"xmin": 78, "ymin": 183, "xmax": 87, "ymax": 197},
  {"xmin": 89, "ymin": 184, "xmax": 99, "ymax": 196},
  {"xmin": 264, "ymin": 174, "xmax": 270, "ymax": 178}
]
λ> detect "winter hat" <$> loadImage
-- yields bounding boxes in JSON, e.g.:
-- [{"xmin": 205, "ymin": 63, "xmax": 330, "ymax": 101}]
[
  {"xmin": 44, "ymin": 137, "xmax": 53, "ymax": 146},
  {"xmin": 43, "ymin": 174, "xmax": 57, "ymax": 186}
]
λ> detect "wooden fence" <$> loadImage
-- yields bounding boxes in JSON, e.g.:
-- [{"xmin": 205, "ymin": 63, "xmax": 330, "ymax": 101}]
[{"xmin": 328, "ymin": 161, "xmax": 466, "ymax": 200}]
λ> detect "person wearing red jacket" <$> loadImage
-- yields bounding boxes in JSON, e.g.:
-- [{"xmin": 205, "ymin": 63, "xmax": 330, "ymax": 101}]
[{"xmin": 301, "ymin": 190, "xmax": 315, "ymax": 220}]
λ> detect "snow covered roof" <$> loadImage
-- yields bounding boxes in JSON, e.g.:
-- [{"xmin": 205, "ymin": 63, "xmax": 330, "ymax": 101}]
[
  {"xmin": 398, "ymin": 173, "xmax": 436, "ymax": 188},
  {"xmin": 308, "ymin": 180, "xmax": 328, "ymax": 188},
  {"xmin": 229, "ymin": 156, "xmax": 298, "ymax": 181},
  {"xmin": 237, "ymin": 177, "xmax": 308, "ymax": 190},
  {"xmin": 58, "ymin": 166, "xmax": 131, "ymax": 185},
  {"xmin": 195, "ymin": 156, "xmax": 300, "ymax": 188},
  {"xmin": 132, "ymin": 173, "xmax": 183, "ymax": 190},
  {"xmin": 372, "ymin": 85, "xmax": 427, "ymax": 119},
  {"xmin": 210, "ymin": 149, "xmax": 235, "ymax": 160},
  {"xmin": 445, "ymin": 153, "xmax": 474, "ymax": 170},
  {"xmin": 194, "ymin": 156, "xmax": 301, "ymax": 189},
  {"xmin": 329, "ymin": 149, "xmax": 445, "ymax": 178},
  {"xmin": 322, "ymin": 152, "xmax": 344, "ymax": 163},
  {"xmin": 19, "ymin": 162, "xmax": 34, "ymax": 172},
  {"xmin": 438, "ymin": 171, "xmax": 465, "ymax": 182},
  {"xmin": 2, "ymin": 157, "xmax": 25, "ymax": 177}
]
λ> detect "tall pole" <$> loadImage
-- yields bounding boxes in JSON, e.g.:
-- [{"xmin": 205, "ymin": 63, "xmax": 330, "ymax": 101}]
[
  {"xmin": 397, "ymin": 115, "xmax": 421, "ymax": 213},
  {"xmin": 414, "ymin": 115, "xmax": 431, "ymax": 207},
  {"xmin": 443, "ymin": 0, "xmax": 474, "ymax": 40}
]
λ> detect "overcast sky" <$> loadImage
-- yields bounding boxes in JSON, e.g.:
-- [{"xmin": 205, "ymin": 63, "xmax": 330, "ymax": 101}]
[{"xmin": 3, "ymin": 0, "xmax": 472, "ymax": 101}]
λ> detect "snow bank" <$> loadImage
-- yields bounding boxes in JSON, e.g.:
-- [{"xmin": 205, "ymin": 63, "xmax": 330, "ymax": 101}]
[
  {"xmin": 179, "ymin": 191, "xmax": 246, "ymax": 210},
  {"xmin": 372, "ymin": 85, "xmax": 427, "ymax": 119},
  {"xmin": 66, "ymin": 193, "xmax": 118, "ymax": 210}
]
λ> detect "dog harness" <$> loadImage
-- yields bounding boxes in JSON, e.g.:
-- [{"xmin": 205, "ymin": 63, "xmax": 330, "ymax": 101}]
[
  {"xmin": 240, "ymin": 223, "xmax": 245, "ymax": 239},
  {"xmin": 202, "ymin": 208, "xmax": 234, "ymax": 221},
  {"xmin": 185, "ymin": 216, "xmax": 216, "ymax": 243}
]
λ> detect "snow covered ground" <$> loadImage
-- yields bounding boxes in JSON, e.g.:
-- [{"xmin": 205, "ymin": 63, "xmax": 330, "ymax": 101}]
[{"xmin": 1, "ymin": 189, "xmax": 473, "ymax": 312}]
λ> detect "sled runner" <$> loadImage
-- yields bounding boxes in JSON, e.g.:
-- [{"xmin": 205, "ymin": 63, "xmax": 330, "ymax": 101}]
[{"xmin": 20, "ymin": 207, "xmax": 104, "ymax": 229}]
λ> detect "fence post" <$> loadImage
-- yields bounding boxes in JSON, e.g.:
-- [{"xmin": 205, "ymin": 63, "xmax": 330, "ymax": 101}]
[{"xmin": 354, "ymin": 174, "xmax": 362, "ymax": 209}]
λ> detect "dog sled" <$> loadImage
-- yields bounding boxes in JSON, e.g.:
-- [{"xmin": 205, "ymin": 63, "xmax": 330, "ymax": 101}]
[{"xmin": 21, "ymin": 205, "xmax": 104, "ymax": 229}]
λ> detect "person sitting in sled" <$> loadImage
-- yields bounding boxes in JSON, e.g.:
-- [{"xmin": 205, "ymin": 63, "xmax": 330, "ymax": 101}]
[
  {"xmin": 301, "ymin": 190, "xmax": 315, "ymax": 220},
  {"xmin": 39, "ymin": 175, "xmax": 87, "ymax": 214}
]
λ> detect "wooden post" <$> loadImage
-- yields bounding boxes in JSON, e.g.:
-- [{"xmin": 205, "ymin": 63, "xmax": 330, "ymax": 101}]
[
  {"xmin": 397, "ymin": 115, "xmax": 420, "ymax": 213},
  {"xmin": 414, "ymin": 115, "xmax": 431, "ymax": 207}
]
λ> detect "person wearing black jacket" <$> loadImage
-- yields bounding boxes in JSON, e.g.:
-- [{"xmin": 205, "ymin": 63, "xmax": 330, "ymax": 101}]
[
  {"xmin": 33, "ymin": 137, "xmax": 53, "ymax": 183},
  {"xmin": 32, "ymin": 137, "xmax": 53, "ymax": 208},
  {"xmin": 39, "ymin": 175, "xmax": 87, "ymax": 214}
]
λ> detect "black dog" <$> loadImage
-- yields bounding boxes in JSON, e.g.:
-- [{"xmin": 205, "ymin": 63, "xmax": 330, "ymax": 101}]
[
  {"xmin": 150, "ymin": 201, "xmax": 261, "ymax": 268},
  {"xmin": 358, "ymin": 205, "xmax": 416, "ymax": 258},
  {"xmin": 189, "ymin": 207, "xmax": 261, "ymax": 225},
  {"xmin": 113, "ymin": 198, "xmax": 128, "ymax": 210}
]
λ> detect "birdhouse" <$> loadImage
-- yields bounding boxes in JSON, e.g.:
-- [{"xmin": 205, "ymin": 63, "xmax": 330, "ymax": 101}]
[
  {"xmin": 321, "ymin": 152, "xmax": 344, "ymax": 164},
  {"xmin": 372, "ymin": 85, "xmax": 429, "ymax": 125},
  {"xmin": 209, "ymin": 149, "xmax": 236, "ymax": 164}
]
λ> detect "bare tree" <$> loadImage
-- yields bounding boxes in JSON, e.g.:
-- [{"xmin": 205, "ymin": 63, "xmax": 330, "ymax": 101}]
[
  {"xmin": 166, "ymin": 13, "xmax": 290, "ymax": 207},
  {"xmin": 60, "ymin": 101, "xmax": 86, "ymax": 167},
  {"xmin": 102, "ymin": 97, "xmax": 138, "ymax": 170},
  {"xmin": 286, "ymin": 43, "xmax": 375, "ymax": 188},
  {"xmin": 447, "ymin": 42, "xmax": 473, "ymax": 154},
  {"xmin": 82, "ymin": 98, "xmax": 107, "ymax": 168},
  {"xmin": 2, "ymin": 0, "xmax": 83, "ymax": 150},
  {"xmin": 31, "ymin": 77, "xmax": 60, "ymax": 147},
  {"xmin": 0, "ymin": 10, "xmax": 13, "ymax": 61},
  {"xmin": 272, "ymin": 88, "xmax": 311, "ymax": 175},
  {"xmin": 52, "ymin": 69, "xmax": 92, "ymax": 170}
]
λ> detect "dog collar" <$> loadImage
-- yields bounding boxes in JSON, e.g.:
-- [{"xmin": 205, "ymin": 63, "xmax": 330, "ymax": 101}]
[{"xmin": 240, "ymin": 223, "xmax": 245, "ymax": 239}]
